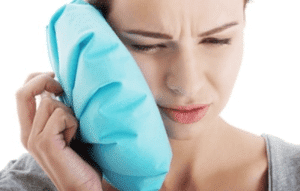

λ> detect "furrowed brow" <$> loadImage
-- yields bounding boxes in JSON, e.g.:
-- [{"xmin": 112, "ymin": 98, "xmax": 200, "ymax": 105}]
[
  {"xmin": 198, "ymin": 21, "xmax": 239, "ymax": 37},
  {"xmin": 124, "ymin": 21, "xmax": 239, "ymax": 39}
]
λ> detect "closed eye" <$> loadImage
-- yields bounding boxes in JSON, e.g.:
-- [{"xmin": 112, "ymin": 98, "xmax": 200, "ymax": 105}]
[
  {"xmin": 130, "ymin": 38, "xmax": 232, "ymax": 53},
  {"xmin": 130, "ymin": 44, "xmax": 166, "ymax": 52},
  {"xmin": 200, "ymin": 38, "xmax": 232, "ymax": 46}
]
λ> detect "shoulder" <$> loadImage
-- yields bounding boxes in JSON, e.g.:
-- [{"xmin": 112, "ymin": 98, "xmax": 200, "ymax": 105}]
[
  {"xmin": 262, "ymin": 133, "xmax": 300, "ymax": 190},
  {"xmin": 227, "ymin": 128, "xmax": 269, "ymax": 190},
  {"xmin": 0, "ymin": 153, "xmax": 57, "ymax": 191},
  {"xmin": 262, "ymin": 133, "xmax": 300, "ymax": 158}
]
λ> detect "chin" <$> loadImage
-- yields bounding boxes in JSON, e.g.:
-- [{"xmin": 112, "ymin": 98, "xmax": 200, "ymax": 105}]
[{"xmin": 162, "ymin": 117, "xmax": 203, "ymax": 140}]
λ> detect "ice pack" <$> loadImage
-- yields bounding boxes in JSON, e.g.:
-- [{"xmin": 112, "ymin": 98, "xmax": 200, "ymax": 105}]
[{"xmin": 45, "ymin": 0, "xmax": 172, "ymax": 190}]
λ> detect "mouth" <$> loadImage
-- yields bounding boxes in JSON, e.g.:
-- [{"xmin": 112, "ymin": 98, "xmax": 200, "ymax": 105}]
[{"xmin": 158, "ymin": 105, "xmax": 210, "ymax": 124}]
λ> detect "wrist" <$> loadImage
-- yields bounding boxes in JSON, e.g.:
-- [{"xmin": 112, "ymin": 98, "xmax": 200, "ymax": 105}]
[{"xmin": 42, "ymin": 146, "xmax": 101, "ymax": 191}]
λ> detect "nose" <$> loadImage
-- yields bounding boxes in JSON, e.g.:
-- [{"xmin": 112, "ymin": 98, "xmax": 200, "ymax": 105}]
[{"xmin": 166, "ymin": 45, "xmax": 205, "ymax": 97}]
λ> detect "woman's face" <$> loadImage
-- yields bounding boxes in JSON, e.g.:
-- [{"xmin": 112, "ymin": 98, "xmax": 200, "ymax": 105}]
[{"xmin": 107, "ymin": 0, "xmax": 245, "ymax": 140}]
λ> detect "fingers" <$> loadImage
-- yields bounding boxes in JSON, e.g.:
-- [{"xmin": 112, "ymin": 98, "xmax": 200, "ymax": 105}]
[
  {"xmin": 24, "ymin": 72, "xmax": 55, "ymax": 85},
  {"xmin": 29, "ymin": 97, "xmax": 76, "ymax": 150},
  {"xmin": 40, "ymin": 90, "xmax": 57, "ymax": 100},
  {"xmin": 47, "ymin": 108, "xmax": 78, "ymax": 149},
  {"xmin": 15, "ymin": 72, "xmax": 64, "ymax": 149},
  {"xmin": 20, "ymin": 72, "xmax": 63, "ymax": 100},
  {"xmin": 32, "ymin": 96, "xmax": 75, "ymax": 135},
  {"xmin": 28, "ymin": 106, "xmax": 78, "ymax": 152}
]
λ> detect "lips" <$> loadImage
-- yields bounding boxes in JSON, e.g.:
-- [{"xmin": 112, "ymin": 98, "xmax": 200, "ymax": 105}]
[
  {"xmin": 158, "ymin": 104, "xmax": 210, "ymax": 124},
  {"xmin": 160, "ymin": 104, "xmax": 209, "ymax": 111}
]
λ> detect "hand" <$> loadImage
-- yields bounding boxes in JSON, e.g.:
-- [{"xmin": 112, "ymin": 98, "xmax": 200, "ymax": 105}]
[{"xmin": 15, "ymin": 72, "xmax": 103, "ymax": 191}]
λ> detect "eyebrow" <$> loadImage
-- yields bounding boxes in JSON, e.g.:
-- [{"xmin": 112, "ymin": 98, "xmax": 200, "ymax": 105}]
[{"xmin": 124, "ymin": 21, "xmax": 239, "ymax": 39}]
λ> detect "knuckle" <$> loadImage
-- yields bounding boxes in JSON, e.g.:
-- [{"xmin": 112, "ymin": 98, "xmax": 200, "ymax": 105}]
[
  {"xmin": 38, "ymin": 75, "xmax": 50, "ymax": 85},
  {"xmin": 54, "ymin": 107, "xmax": 68, "ymax": 121},
  {"xmin": 39, "ymin": 98, "xmax": 71, "ymax": 117},
  {"xmin": 42, "ymin": 73, "xmax": 53, "ymax": 80},
  {"xmin": 55, "ymin": 107, "xmax": 66, "ymax": 115},
  {"xmin": 33, "ymin": 73, "xmax": 51, "ymax": 85}
]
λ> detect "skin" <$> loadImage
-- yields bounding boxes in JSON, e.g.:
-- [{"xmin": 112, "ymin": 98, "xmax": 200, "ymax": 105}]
[
  {"xmin": 105, "ymin": 0, "xmax": 268, "ymax": 190},
  {"xmin": 15, "ymin": 0, "xmax": 268, "ymax": 190},
  {"xmin": 108, "ymin": 0, "xmax": 244, "ymax": 143},
  {"xmin": 15, "ymin": 73, "xmax": 103, "ymax": 190}
]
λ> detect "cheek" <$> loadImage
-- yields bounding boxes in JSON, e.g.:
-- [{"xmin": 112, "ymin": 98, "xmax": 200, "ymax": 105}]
[
  {"xmin": 213, "ymin": 43, "xmax": 243, "ymax": 102},
  {"xmin": 130, "ymin": 53, "xmax": 163, "ymax": 95},
  {"xmin": 207, "ymin": 36, "xmax": 243, "ymax": 76}
]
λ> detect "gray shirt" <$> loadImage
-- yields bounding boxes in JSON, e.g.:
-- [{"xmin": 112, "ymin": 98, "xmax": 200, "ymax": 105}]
[
  {"xmin": 261, "ymin": 133, "xmax": 300, "ymax": 190},
  {"xmin": 1, "ymin": 133, "xmax": 300, "ymax": 191}
]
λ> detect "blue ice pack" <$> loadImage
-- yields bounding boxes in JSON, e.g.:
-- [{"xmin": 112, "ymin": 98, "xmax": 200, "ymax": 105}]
[{"xmin": 45, "ymin": 0, "xmax": 172, "ymax": 190}]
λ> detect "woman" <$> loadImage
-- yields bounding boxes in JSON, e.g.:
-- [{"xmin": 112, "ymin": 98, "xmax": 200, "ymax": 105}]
[{"xmin": 1, "ymin": 0, "xmax": 300, "ymax": 190}]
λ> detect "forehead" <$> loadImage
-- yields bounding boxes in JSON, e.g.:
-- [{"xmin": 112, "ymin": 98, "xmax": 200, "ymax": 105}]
[{"xmin": 110, "ymin": 0, "xmax": 244, "ymax": 34}]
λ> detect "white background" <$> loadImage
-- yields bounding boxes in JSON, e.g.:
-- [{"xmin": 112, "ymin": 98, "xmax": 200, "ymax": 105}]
[{"xmin": 0, "ymin": 0, "xmax": 299, "ymax": 170}]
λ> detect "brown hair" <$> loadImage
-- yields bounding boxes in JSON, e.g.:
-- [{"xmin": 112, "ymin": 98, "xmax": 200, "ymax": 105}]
[
  {"xmin": 88, "ymin": 0, "xmax": 111, "ymax": 20},
  {"xmin": 88, "ymin": 0, "xmax": 250, "ymax": 20}
]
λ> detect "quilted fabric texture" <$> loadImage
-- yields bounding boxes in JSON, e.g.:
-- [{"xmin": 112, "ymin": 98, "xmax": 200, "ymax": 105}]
[{"xmin": 46, "ymin": 0, "xmax": 172, "ymax": 190}]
